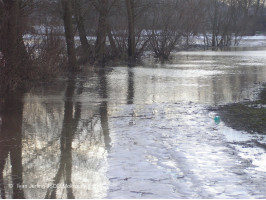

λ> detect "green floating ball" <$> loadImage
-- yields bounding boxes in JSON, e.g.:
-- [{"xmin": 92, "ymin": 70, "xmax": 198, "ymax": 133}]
[{"xmin": 214, "ymin": 116, "xmax": 221, "ymax": 125}]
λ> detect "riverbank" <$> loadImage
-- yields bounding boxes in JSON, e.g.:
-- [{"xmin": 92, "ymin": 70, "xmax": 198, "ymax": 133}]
[{"xmin": 217, "ymin": 83, "xmax": 266, "ymax": 135}]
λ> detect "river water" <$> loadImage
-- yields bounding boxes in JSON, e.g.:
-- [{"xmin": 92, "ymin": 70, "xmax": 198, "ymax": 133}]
[{"xmin": 0, "ymin": 47, "xmax": 266, "ymax": 198}]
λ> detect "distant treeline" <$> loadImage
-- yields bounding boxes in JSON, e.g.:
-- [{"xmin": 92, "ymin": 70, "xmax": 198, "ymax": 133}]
[{"xmin": 0, "ymin": 0, "xmax": 265, "ymax": 92}]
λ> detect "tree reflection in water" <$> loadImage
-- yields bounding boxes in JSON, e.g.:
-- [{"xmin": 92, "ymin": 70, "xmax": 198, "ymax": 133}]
[
  {"xmin": 127, "ymin": 66, "xmax": 135, "ymax": 105},
  {"xmin": 98, "ymin": 69, "xmax": 111, "ymax": 151},
  {"xmin": 45, "ymin": 77, "xmax": 81, "ymax": 199},
  {"xmin": 0, "ymin": 92, "xmax": 25, "ymax": 199},
  {"xmin": 45, "ymin": 70, "xmax": 112, "ymax": 198},
  {"xmin": 0, "ymin": 70, "xmax": 113, "ymax": 198}
]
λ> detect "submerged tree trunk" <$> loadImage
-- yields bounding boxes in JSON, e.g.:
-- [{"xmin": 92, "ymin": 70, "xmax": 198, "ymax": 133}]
[
  {"xmin": 95, "ymin": 0, "xmax": 108, "ymax": 65},
  {"xmin": 107, "ymin": 24, "xmax": 119, "ymax": 57},
  {"xmin": 126, "ymin": 0, "xmax": 136, "ymax": 62},
  {"xmin": 61, "ymin": 0, "xmax": 77, "ymax": 70},
  {"xmin": 211, "ymin": 0, "xmax": 218, "ymax": 47},
  {"xmin": 1, "ymin": 0, "xmax": 20, "ymax": 65},
  {"xmin": 0, "ymin": 0, "xmax": 30, "ymax": 91},
  {"xmin": 73, "ymin": 0, "xmax": 92, "ymax": 62}
]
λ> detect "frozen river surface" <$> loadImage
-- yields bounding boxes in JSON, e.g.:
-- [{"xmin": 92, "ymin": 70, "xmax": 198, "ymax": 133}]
[{"xmin": 0, "ymin": 47, "xmax": 266, "ymax": 198}]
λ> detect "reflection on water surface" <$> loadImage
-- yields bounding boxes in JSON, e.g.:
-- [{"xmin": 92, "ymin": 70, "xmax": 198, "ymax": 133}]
[{"xmin": 0, "ymin": 49, "xmax": 266, "ymax": 198}]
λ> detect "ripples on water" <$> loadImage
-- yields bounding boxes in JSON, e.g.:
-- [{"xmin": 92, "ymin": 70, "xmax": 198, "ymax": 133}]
[{"xmin": 0, "ymin": 48, "xmax": 266, "ymax": 198}]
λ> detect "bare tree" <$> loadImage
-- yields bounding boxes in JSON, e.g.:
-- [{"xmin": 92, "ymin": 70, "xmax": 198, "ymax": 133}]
[
  {"xmin": 181, "ymin": 0, "xmax": 207, "ymax": 46},
  {"xmin": 73, "ymin": 0, "xmax": 93, "ymax": 63},
  {"xmin": 205, "ymin": 0, "xmax": 258, "ymax": 47},
  {"xmin": 125, "ymin": 0, "xmax": 136, "ymax": 61},
  {"xmin": 89, "ymin": 0, "xmax": 119, "ymax": 65},
  {"xmin": 0, "ymin": 0, "xmax": 31, "ymax": 91},
  {"xmin": 89, "ymin": 0, "xmax": 108, "ymax": 65},
  {"xmin": 61, "ymin": 0, "xmax": 77, "ymax": 70},
  {"xmin": 146, "ymin": 0, "xmax": 184, "ymax": 60},
  {"xmin": 125, "ymin": 0, "xmax": 152, "ymax": 61}
]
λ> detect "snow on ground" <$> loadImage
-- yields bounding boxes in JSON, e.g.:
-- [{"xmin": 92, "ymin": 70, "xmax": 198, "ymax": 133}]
[
  {"xmin": 106, "ymin": 103, "xmax": 266, "ymax": 198},
  {"xmin": 188, "ymin": 35, "xmax": 266, "ymax": 48},
  {"xmin": 239, "ymin": 35, "xmax": 266, "ymax": 47}
]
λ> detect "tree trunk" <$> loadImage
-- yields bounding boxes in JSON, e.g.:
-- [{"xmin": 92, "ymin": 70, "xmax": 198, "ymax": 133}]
[
  {"xmin": 107, "ymin": 24, "xmax": 119, "ymax": 57},
  {"xmin": 95, "ymin": 0, "xmax": 108, "ymax": 65},
  {"xmin": 73, "ymin": 0, "xmax": 92, "ymax": 62},
  {"xmin": 2, "ymin": 0, "xmax": 20, "ymax": 69},
  {"xmin": 61, "ymin": 0, "xmax": 77, "ymax": 71},
  {"xmin": 0, "ymin": 0, "xmax": 30, "ymax": 90},
  {"xmin": 126, "ymin": 0, "xmax": 136, "ymax": 62},
  {"xmin": 211, "ymin": 0, "xmax": 218, "ymax": 47}
]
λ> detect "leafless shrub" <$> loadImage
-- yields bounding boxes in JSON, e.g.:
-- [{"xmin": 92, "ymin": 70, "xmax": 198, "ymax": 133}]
[
  {"xmin": 145, "ymin": 1, "xmax": 183, "ymax": 60},
  {"xmin": 23, "ymin": 26, "xmax": 67, "ymax": 80}
]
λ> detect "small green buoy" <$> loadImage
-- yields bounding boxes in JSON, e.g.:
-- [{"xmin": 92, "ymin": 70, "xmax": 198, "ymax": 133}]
[{"xmin": 214, "ymin": 116, "xmax": 221, "ymax": 125}]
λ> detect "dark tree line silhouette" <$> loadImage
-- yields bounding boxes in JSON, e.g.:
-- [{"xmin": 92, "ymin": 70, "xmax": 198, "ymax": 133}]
[{"xmin": 0, "ymin": 0, "xmax": 265, "ymax": 92}]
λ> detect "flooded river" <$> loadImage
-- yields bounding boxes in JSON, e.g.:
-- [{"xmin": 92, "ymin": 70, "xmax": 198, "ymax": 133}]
[{"xmin": 0, "ymin": 48, "xmax": 266, "ymax": 198}]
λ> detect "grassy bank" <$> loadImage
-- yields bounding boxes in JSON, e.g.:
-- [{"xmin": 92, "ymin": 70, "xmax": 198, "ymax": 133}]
[{"xmin": 218, "ymin": 84, "xmax": 266, "ymax": 134}]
